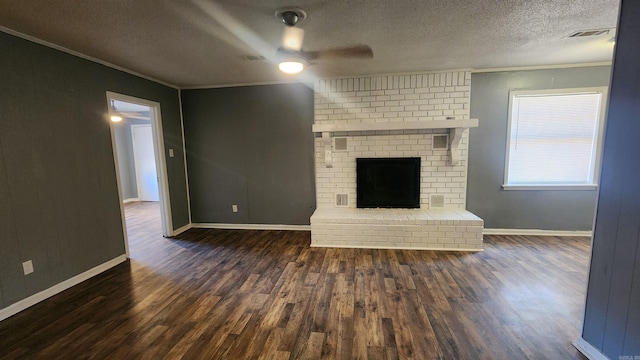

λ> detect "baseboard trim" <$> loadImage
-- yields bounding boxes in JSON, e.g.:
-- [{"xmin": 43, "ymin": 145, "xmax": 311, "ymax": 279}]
[
  {"xmin": 123, "ymin": 198, "xmax": 140, "ymax": 204},
  {"xmin": 171, "ymin": 223, "xmax": 192, "ymax": 236},
  {"xmin": 573, "ymin": 337, "xmax": 609, "ymax": 360},
  {"xmin": 311, "ymin": 244, "xmax": 484, "ymax": 252},
  {"xmin": 176, "ymin": 224, "xmax": 590, "ymax": 237},
  {"xmin": 192, "ymin": 223, "xmax": 311, "ymax": 231},
  {"xmin": 0, "ymin": 254, "xmax": 127, "ymax": 322},
  {"xmin": 483, "ymin": 228, "xmax": 592, "ymax": 237}
]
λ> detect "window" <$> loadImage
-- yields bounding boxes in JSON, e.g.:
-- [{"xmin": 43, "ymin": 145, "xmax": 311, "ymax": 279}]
[{"xmin": 504, "ymin": 87, "xmax": 607, "ymax": 190}]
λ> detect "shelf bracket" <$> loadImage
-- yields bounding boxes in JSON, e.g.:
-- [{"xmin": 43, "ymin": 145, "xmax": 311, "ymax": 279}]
[
  {"xmin": 322, "ymin": 132, "xmax": 333, "ymax": 167},
  {"xmin": 449, "ymin": 127, "xmax": 464, "ymax": 165}
]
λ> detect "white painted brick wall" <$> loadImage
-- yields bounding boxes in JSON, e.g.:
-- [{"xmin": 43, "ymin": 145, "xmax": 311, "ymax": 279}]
[
  {"xmin": 314, "ymin": 71, "xmax": 471, "ymax": 209},
  {"xmin": 314, "ymin": 72, "xmax": 470, "ymax": 125}
]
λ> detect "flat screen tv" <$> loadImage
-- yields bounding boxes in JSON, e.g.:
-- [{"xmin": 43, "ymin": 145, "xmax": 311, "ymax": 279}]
[{"xmin": 356, "ymin": 157, "xmax": 420, "ymax": 208}]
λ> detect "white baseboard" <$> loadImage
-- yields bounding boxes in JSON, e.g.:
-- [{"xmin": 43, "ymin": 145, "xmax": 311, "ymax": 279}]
[
  {"xmin": 179, "ymin": 224, "xmax": 590, "ymax": 237},
  {"xmin": 171, "ymin": 223, "xmax": 192, "ymax": 236},
  {"xmin": 123, "ymin": 198, "xmax": 140, "ymax": 203},
  {"xmin": 0, "ymin": 254, "xmax": 128, "ymax": 322},
  {"xmin": 573, "ymin": 337, "xmax": 609, "ymax": 360},
  {"xmin": 192, "ymin": 223, "xmax": 311, "ymax": 231},
  {"xmin": 483, "ymin": 228, "xmax": 592, "ymax": 237}
]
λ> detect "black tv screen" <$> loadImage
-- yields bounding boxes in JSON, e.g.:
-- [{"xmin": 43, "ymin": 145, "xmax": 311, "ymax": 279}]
[{"xmin": 356, "ymin": 157, "xmax": 421, "ymax": 208}]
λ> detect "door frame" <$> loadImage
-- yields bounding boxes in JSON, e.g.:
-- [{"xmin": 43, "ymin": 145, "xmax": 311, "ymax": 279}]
[{"xmin": 106, "ymin": 92, "xmax": 172, "ymax": 256}]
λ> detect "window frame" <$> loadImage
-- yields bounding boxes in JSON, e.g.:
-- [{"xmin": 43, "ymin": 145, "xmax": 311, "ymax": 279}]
[{"xmin": 502, "ymin": 87, "xmax": 608, "ymax": 191}]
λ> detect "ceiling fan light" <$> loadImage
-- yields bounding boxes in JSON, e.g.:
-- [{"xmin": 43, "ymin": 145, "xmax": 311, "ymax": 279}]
[
  {"xmin": 282, "ymin": 26, "xmax": 304, "ymax": 51},
  {"xmin": 279, "ymin": 61, "xmax": 304, "ymax": 74}
]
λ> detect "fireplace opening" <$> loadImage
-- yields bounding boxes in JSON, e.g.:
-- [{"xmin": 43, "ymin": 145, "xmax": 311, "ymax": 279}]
[{"xmin": 357, "ymin": 157, "xmax": 420, "ymax": 208}]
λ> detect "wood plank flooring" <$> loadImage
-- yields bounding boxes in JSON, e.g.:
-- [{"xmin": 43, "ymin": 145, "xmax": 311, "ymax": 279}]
[{"xmin": 0, "ymin": 201, "xmax": 589, "ymax": 359}]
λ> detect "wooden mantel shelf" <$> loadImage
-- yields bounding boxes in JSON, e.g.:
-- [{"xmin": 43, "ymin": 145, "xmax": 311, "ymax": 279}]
[
  {"xmin": 313, "ymin": 119, "xmax": 479, "ymax": 167},
  {"xmin": 312, "ymin": 119, "xmax": 478, "ymax": 133}
]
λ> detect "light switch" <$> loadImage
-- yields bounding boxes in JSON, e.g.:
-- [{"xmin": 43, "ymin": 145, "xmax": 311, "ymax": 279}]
[{"xmin": 169, "ymin": 148, "xmax": 174, "ymax": 158}]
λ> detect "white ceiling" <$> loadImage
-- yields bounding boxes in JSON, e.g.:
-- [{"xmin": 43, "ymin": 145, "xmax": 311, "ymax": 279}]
[{"xmin": 0, "ymin": 0, "xmax": 619, "ymax": 88}]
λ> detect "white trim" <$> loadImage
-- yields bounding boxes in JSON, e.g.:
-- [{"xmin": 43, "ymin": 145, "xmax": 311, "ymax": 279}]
[
  {"xmin": 472, "ymin": 62, "xmax": 612, "ymax": 73},
  {"xmin": 123, "ymin": 198, "xmax": 140, "ymax": 203},
  {"xmin": 502, "ymin": 184, "xmax": 598, "ymax": 191},
  {"xmin": 0, "ymin": 255, "xmax": 127, "ymax": 322},
  {"xmin": 483, "ymin": 228, "xmax": 592, "ymax": 237},
  {"xmin": 107, "ymin": 102, "xmax": 131, "ymax": 257},
  {"xmin": 171, "ymin": 223, "xmax": 192, "ymax": 236},
  {"xmin": 572, "ymin": 338, "xmax": 609, "ymax": 360},
  {"xmin": 177, "ymin": 91, "xmax": 192, "ymax": 224},
  {"xmin": 310, "ymin": 65, "xmax": 609, "ymax": 83},
  {"xmin": 106, "ymin": 92, "xmax": 173, "ymax": 239},
  {"xmin": 0, "ymin": 27, "xmax": 178, "ymax": 89},
  {"xmin": 192, "ymin": 223, "xmax": 311, "ymax": 231},
  {"xmin": 149, "ymin": 102, "xmax": 173, "ymax": 237},
  {"xmin": 190, "ymin": 65, "xmax": 611, "ymax": 89},
  {"xmin": 310, "ymin": 244, "xmax": 484, "ymax": 252}
]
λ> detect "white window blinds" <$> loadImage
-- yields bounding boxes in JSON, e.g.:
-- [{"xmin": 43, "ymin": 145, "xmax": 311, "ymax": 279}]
[{"xmin": 506, "ymin": 90, "xmax": 605, "ymax": 186}]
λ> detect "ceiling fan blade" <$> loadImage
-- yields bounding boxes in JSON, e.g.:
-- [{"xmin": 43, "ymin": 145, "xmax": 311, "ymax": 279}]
[
  {"xmin": 303, "ymin": 45, "xmax": 373, "ymax": 60},
  {"xmin": 117, "ymin": 112, "xmax": 151, "ymax": 121},
  {"xmin": 282, "ymin": 26, "xmax": 304, "ymax": 51}
]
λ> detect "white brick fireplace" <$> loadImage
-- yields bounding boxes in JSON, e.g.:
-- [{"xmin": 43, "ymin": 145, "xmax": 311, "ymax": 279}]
[{"xmin": 310, "ymin": 71, "xmax": 484, "ymax": 251}]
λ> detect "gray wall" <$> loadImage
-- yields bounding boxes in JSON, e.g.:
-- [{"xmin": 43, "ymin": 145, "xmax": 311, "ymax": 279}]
[
  {"xmin": 468, "ymin": 66, "xmax": 611, "ymax": 230},
  {"xmin": 182, "ymin": 84, "xmax": 316, "ymax": 225},
  {"xmin": 0, "ymin": 31, "xmax": 189, "ymax": 309},
  {"xmin": 581, "ymin": 0, "xmax": 640, "ymax": 357},
  {"xmin": 113, "ymin": 118, "xmax": 150, "ymax": 200}
]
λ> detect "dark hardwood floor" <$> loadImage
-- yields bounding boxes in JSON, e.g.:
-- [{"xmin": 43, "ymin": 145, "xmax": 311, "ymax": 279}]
[{"xmin": 0, "ymin": 202, "xmax": 589, "ymax": 359}]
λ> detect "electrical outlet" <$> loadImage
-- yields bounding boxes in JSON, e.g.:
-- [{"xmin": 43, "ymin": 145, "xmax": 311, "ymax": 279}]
[
  {"xmin": 232, "ymin": 204, "xmax": 238, "ymax": 213},
  {"xmin": 22, "ymin": 260, "xmax": 34, "ymax": 275}
]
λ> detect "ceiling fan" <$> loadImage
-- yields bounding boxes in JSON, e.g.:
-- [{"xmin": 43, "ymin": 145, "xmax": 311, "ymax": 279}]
[{"xmin": 274, "ymin": 7, "xmax": 373, "ymax": 74}]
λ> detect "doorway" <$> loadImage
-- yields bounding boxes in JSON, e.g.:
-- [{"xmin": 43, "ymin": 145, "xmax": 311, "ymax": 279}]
[{"xmin": 106, "ymin": 92, "xmax": 172, "ymax": 257}]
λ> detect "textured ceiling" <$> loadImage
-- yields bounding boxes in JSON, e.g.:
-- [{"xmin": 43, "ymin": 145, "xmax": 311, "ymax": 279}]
[{"xmin": 0, "ymin": 0, "xmax": 619, "ymax": 88}]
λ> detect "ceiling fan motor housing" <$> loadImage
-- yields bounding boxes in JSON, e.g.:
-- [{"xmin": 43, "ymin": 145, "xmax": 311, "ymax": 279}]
[
  {"xmin": 276, "ymin": 7, "xmax": 306, "ymax": 27},
  {"xmin": 282, "ymin": 11, "xmax": 298, "ymax": 26}
]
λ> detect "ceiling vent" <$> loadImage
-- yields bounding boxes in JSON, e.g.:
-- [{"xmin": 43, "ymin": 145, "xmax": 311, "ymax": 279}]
[{"xmin": 566, "ymin": 29, "xmax": 613, "ymax": 38}]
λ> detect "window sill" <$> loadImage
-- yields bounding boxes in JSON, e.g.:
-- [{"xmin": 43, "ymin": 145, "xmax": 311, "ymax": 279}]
[{"xmin": 502, "ymin": 184, "xmax": 598, "ymax": 191}]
